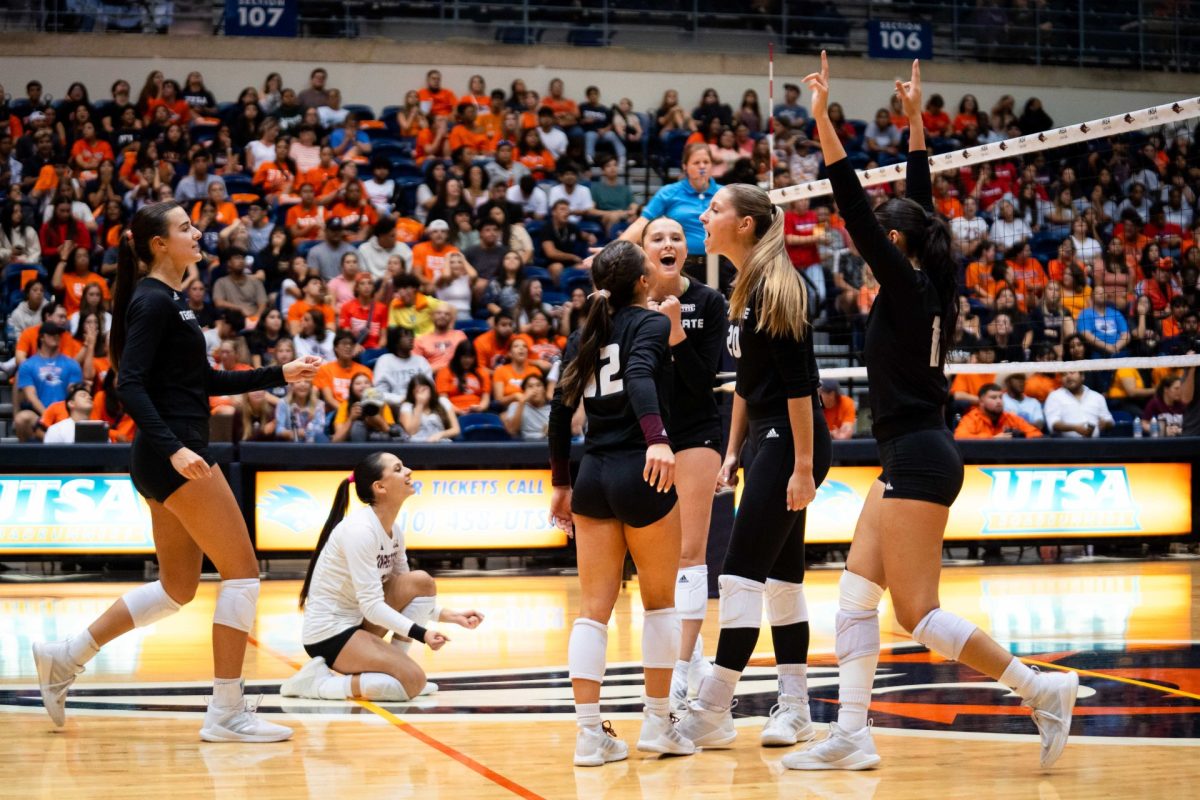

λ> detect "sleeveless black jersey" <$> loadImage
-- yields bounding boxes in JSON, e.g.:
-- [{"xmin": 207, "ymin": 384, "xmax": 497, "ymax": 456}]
[
  {"xmin": 826, "ymin": 151, "xmax": 949, "ymax": 441},
  {"xmin": 669, "ymin": 279, "xmax": 727, "ymax": 436},
  {"xmin": 726, "ymin": 278, "xmax": 820, "ymax": 421},
  {"xmin": 549, "ymin": 306, "xmax": 673, "ymax": 474}
]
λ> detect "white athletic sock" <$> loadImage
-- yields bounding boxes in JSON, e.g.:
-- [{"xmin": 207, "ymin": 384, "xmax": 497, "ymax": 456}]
[
  {"xmin": 674, "ymin": 658, "xmax": 690, "ymax": 673},
  {"xmin": 317, "ymin": 674, "xmax": 352, "ymax": 700},
  {"xmin": 66, "ymin": 630, "xmax": 100, "ymax": 667},
  {"xmin": 777, "ymin": 663, "xmax": 808, "ymax": 702},
  {"xmin": 212, "ymin": 677, "xmax": 243, "ymax": 709},
  {"xmin": 1000, "ymin": 657, "xmax": 1040, "ymax": 701},
  {"xmin": 835, "ymin": 571, "xmax": 884, "ymax": 733},
  {"xmin": 698, "ymin": 664, "xmax": 740, "ymax": 710},
  {"xmin": 576, "ymin": 702, "xmax": 602, "ymax": 730},
  {"xmin": 644, "ymin": 695, "xmax": 669, "ymax": 719}
]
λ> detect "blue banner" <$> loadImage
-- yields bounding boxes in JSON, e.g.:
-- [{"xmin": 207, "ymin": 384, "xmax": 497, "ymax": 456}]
[
  {"xmin": 225, "ymin": 0, "xmax": 298, "ymax": 38},
  {"xmin": 867, "ymin": 20, "xmax": 933, "ymax": 60},
  {"xmin": 0, "ymin": 474, "xmax": 153, "ymax": 554}
]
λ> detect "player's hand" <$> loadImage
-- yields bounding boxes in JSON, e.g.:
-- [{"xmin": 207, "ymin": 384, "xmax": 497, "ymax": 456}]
[
  {"xmin": 170, "ymin": 447, "xmax": 213, "ymax": 480},
  {"xmin": 644, "ymin": 443, "xmax": 676, "ymax": 493},
  {"xmin": 657, "ymin": 295, "xmax": 686, "ymax": 345},
  {"xmin": 802, "ymin": 51, "xmax": 831, "ymax": 120},
  {"xmin": 786, "ymin": 468, "xmax": 816, "ymax": 511},
  {"xmin": 717, "ymin": 453, "xmax": 740, "ymax": 493},
  {"xmin": 550, "ymin": 486, "xmax": 575, "ymax": 537},
  {"xmin": 895, "ymin": 59, "xmax": 922, "ymax": 119},
  {"xmin": 282, "ymin": 355, "xmax": 322, "ymax": 382},
  {"xmin": 423, "ymin": 630, "xmax": 449, "ymax": 650},
  {"xmin": 451, "ymin": 610, "xmax": 485, "ymax": 629}
]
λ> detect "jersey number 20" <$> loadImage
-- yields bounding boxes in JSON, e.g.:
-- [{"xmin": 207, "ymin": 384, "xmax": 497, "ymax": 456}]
[{"xmin": 584, "ymin": 344, "xmax": 624, "ymax": 398}]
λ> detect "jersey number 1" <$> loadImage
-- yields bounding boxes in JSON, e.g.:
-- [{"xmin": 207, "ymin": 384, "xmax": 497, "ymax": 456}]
[
  {"xmin": 584, "ymin": 344, "xmax": 623, "ymax": 398},
  {"xmin": 929, "ymin": 315, "xmax": 941, "ymax": 367}
]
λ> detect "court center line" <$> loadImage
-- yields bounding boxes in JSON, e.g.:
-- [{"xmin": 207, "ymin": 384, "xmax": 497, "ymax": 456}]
[
  {"xmin": 246, "ymin": 634, "xmax": 549, "ymax": 800},
  {"xmin": 1022, "ymin": 658, "xmax": 1200, "ymax": 702}
]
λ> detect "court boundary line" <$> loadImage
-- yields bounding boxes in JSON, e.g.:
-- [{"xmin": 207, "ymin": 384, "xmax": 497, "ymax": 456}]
[
  {"xmin": 1022, "ymin": 657, "xmax": 1200, "ymax": 702},
  {"xmin": 246, "ymin": 634, "xmax": 549, "ymax": 800}
]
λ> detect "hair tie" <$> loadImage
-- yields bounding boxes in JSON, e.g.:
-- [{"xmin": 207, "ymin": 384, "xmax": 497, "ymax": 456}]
[
  {"xmin": 588, "ymin": 289, "xmax": 610, "ymax": 301},
  {"xmin": 346, "ymin": 474, "xmax": 355, "ymax": 484}
]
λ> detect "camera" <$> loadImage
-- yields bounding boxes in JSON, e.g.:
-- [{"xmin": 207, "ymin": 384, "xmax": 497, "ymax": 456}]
[{"xmin": 360, "ymin": 388, "xmax": 384, "ymax": 418}]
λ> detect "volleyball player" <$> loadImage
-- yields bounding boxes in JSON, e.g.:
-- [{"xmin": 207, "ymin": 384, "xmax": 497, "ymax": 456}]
[
  {"xmin": 640, "ymin": 217, "xmax": 728, "ymax": 711},
  {"xmin": 787, "ymin": 54, "xmax": 1077, "ymax": 771},
  {"xmin": 32, "ymin": 202, "xmax": 321, "ymax": 742},
  {"xmin": 677, "ymin": 183, "xmax": 832, "ymax": 749},
  {"xmin": 281, "ymin": 452, "xmax": 484, "ymax": 703},
  {"xmin": 549, "ymin": 240, "xmax": 695, "ymax": 766}
]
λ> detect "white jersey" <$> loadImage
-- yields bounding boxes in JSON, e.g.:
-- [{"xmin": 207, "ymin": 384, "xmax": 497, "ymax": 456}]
[{"xmin": 301, "ymin": 505, "xmax": 414, "ymax": 645}]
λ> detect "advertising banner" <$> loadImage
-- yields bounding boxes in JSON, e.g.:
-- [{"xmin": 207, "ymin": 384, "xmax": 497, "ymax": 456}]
[{"xmin": 0, "ymin": 475, "xmax": 153, "ymax": 554}]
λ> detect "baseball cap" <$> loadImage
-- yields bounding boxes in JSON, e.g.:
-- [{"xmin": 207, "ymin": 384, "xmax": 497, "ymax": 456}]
[
  {"xmin": 819, "ymin": 378, "xmax": 839, "ymax": 392},
  {"xmin": 326, "ymin": 216, "xmax": 344, "ymax": 230},
  {"xmin": 426, "ymin": 219, "xmax": 450, "ymax": 232}
]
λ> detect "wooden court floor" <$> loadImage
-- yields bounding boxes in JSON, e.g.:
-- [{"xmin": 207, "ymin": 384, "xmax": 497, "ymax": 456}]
[{"xmin": 3, "ymin": 561, "xmax": 1200, "ymax": 799}]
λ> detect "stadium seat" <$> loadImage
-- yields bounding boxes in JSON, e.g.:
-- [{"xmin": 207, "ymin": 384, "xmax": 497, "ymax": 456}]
[
  {"xmin": 495, "ymin": 26, "xmax": 544, "ymax": 45},
  {"xmin": 560, "ymin": 267, "xmax": 593, "ymax": 295},
  {"xmin": 567, "ymin": 28, "xmax": 612, "ymax": 47},
  {"xmin": 522, "ymin": 266, "xmax": 553, "ymax": 285},
  {"xmin": 460, "ymin": 413, "xmax": 511, "ymax": 441},
  {"xmin": 343, "ymin": 104, "xmax": 375, "ymax": 121},
  {"xmin": 2, "ymin": 264, "xmax": 47, "ymax": 315},
  {"xmin": 223, "ymin": 174, "xmax": 256, "ymax": 196},
  {"xmin": 455, "ymin": 318, "xmax": 490, "ymax": 337},
  {"xmin": 358, "ymin": 347, "xmax": 388, "ymax": 369}
]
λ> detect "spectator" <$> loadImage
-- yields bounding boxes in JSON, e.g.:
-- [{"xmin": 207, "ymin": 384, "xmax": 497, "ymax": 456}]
[
  {"xmin": 335, "ymin": 275, "xmax": 385, "ymax": 352},
  {"xmin": 491, "ymin": 336, "xmax": 541, "ymax": 408},
  {"xmin": 39, "ymin": 197, "xmax": 92, "ymax": 264},
  {"xmin": 473, "ymin": 310, "xmax": 524, "ymax": 370},
  {"xmin": 327, "ymin": 251, "xmax": 364, "ymax": 310},
  {"xmin": 240, "ymin": 389, "xmax": 278, "ymax": 441},
  {"xmin": 579, "ymin": 85, "xmax": 625, "ymax": 170},
  {"xmin": 174, "ymin": 151, "xmax": 221, "ymax": 203},
  {"xmin": 818, "ymin": 379, "xmax": 855, "ymax": 440},
  {"xmin": 1044, "ymin": 370, "xmax": 1114, "ymax": 437},
  {"xmin": 611, "ymin": 97, "xmax": 644, "ymax": 154},
  {"xmin": 863, "ymin": 108, "xmax": 902, "ymax": 166},
  {"xmin": 464, "ymin": 219, "xmax": 508, "ymax": 283},
  {"xmin": 1017, "ymin": 97, "xmax": 1053, "ymax": 135},
  {"xmin": 0, "ymin": 203, "xmax": 42, "ymax": 265},
  {"xmin": 418, "ymin": 69, "xmax": 458, "ymax": 121},
  {"xmin": 950, "ymin": 196, "xmax": 988, "ymax": 259},
  {"xmin": 297, "ymin": 67, "xmax": 330, "ymax": 109},
  {"xmin": 507, "ymin": 173, "xmax": 550, "ymax": 221},
  {"xmin": 50, "ymin": 243, "xmax": 106, "ymax": 318},
  {"xmin": 373, "ymin": 325, "xmax": 433, "ymax": 409},
  {"xmin": 1139, "ymin": 257, "xmax": 1182, "ymax": 316},
  {"xmin": 1006, "ymin": 242, "xmax": 1047, "ymax": 307},
  {"xmin": 989, "ymin": 200, "xmax": 1032, "ymax": 250},
  {"xmin": 331, "ymin": 372, "xmax": 396, "ymax": 443},
  {"xmin": 955, "ymin": 383, "xmax": 1043, "ymax": 439},
  {"xmin": 1076, "ymin": 284, "xmax": 1130, "ymax": 358},
  {"xmin": 544, "ymin": 78, "xmax": 579, "ymax": 129},
  {"xmin": 286, "ymin": 182, "xmax": 326, "ymax": 242},
  {"xmin": 773, "ymin": 83, "xmax": 809, "ymax": 132},
  {"xmin": 357, "ymin": 217, "xmax": 413, "ymax": 280},
  {"xmin": 212, "ymin": 248, "xmax": 268, "ymax": 321},
  {"xmin": 449, "ymin": 101, "xmax": 494, "ymax": 156},
  {"xmin": 535, "ymin": 107, "xmax": 569, "ymax": 160},
  {"xmin": 504, "ymin": 372, "xmax": 551, "ymax": 440},
  {"xmin": 414, "ymin": 304, "xmax": 467, "ymax": 372},
  {"xmin": 950, "ymin": 338, "xmax": 998, "ymax": 408},
  {"xmin": 387, "ymin": 272, "xmax": 441, "ymax": 335},
  {"xmin": 1142, "ymin": 376, "xmax": 1187, "ymax": 436},
  {"xmin": 91, "ymin": 368, "xmax": 135, "ymax": 443},
  {"xmin": 42, "ymin": 382, "xmax": 96, "ymax": 444},
  {"xmin": 692, "ymin": 88, "xmax": 732, "ymax": 130},
  {"xmin": 317, "ymin": 88, "xmax": 349, "ymax": 130},
  {"xmin": 524, "ymin": 309, "xmax": 566, "ymax": 372},
  {"xmin": 306, "ymin": 217, "xmax": 356, "ymax": 281},
  {"xmin": 310, "ymin": 331, "xmax": 370, "ymax": 409},
  {"xmin": 434, "ymin": 250, "xmax": 477, "ymax": 320},
  {"xmin": 547, "ymin": 162, "xmax": 595, "ymax": 224},
  {"xmin": 275, "ymin": 376, "xmax": 328, "ymax": 442},
  {"xmin": 75, "ymin": 309, "xmax": 109, "ymax": 385},
  {"xmin": 485, "ymin": 139, "xmax": 531, "ymax": 189},
  {"xmin": 7, "ymin": 279, "xmax": 48, "ymax": 340},
  {"xmin": 399, "ymin": 374, "xmax": 460, "ymax": 442},
  {"xmin": 436, "ymin": 339, "xmax": 492, "ymax": 415},
  {"xmin": 426, "ymin": 177, "xmax": 472, "ymax": 228},
  {"xmin": 285, "ymin": 273, "xmax": 333, "ymax": 335},
  {"xmin": 540, "ymin": 199, "xmax": 594, "ymax": 283},
  {"xmin": 590, "ymin": 156, "xmax": 637, "ymax": 232},
  {"xmin": 293, "ymin": 307, "xmax": 335, "ymax": 361},
  {"xmin": 13, "ymin": 322, "xmax": 83, "ymax": 441},
  {"xmin": 1001, "ymin": 372, "xmax": 1045, "ymax": 429},
  {"xmin": 245, "ymin": 308, "xmax": 287, "ymax": 367}
]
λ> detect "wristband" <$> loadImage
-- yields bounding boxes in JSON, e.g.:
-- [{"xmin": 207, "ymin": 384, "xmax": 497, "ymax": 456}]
[
  {"xmin": 639, "ymin": 413, "xmax": 671, "ymax": 447},
  {"xmin": 409, "ymin": 624, "xmax": 428, "ymax": 645},
  {"xmin": 550, "ymin": 454, "xmax": 571, "ymax": 487}
]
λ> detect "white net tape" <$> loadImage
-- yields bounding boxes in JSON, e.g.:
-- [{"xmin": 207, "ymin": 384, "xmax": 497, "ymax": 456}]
[{"xmin": 767, "ymin": 96, "xmax": 1200, "ymax": 205}]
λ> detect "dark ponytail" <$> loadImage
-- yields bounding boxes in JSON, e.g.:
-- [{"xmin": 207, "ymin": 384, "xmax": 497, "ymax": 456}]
[
  {"xmin": 299, "ymin": 451, "xmax": 391, "ymax": 608},
  {"xmin": 110, "ymin": 201, "xmax": 181, "ymax": 374},
  {"xmin": 558, "ymin": 240, "xmax": 647, "ymax": 408}
]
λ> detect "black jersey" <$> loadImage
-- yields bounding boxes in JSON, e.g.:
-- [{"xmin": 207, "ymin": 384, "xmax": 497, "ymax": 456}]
[
  {"xmin": 727, "ymin": 278, "xmax": 820, "ymax": 421},
  {"xmin": 827, "ymin": 151, "xmax": 948, "ymax": 442},
  {"xmin": 118, "ymin": 277, "xmax": 284, "ymax": 458},
  {"xmin": 669, "ymin": 279, "xmax": 727, "ymax": 435},
  {"xmin": 549, "ymin": 306, "xmax": 673, "ymax": 482}
]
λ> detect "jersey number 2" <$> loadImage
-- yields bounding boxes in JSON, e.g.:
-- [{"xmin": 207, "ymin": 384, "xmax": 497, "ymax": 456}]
[
  {"xmin": 929, "ymin": 316, "xmax": 941, "ymax": 367},
  {"xmin": 584, "ymin": 344, "xmax": 624, "ymax": 398}
]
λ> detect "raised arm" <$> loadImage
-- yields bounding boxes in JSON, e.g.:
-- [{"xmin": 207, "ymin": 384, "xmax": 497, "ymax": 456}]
[{"xmin": 893, "ymin": 60, "xmax": 932, "ymax": 213}]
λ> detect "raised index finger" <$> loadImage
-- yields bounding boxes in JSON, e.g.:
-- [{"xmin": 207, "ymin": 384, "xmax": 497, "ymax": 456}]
[
  {"xmin": 912, "ymin": 59, "xmax": 921, "ymax": 84},
  {"xmin": 821, "ymin": 50, "xmax": 829, "ymax": 79}
]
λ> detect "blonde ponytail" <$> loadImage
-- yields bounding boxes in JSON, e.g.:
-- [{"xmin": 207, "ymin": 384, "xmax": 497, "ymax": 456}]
[{"xmin": 726, "ymin": 191, "xmax": 808, "ymax": 341}]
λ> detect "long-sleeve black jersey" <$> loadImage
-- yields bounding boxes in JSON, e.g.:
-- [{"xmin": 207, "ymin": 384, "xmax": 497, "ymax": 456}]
[
  {"xmin": 827, "ymin": 150, "xmax": 949, "ymax": 441},
  {"xmin": 118, "ymin": 277, "xmax": 285, "ymax": 457},
  {"xmin": 669, "ymin": 280, "xmax": 727, "ymax": 435},
  {"xmin": 549, "ymin": 306, "xmax": 672, "ymax": 485},
  {"xmin": 727, "ymin": 279, "xmax": 819, "ymax": 421}
]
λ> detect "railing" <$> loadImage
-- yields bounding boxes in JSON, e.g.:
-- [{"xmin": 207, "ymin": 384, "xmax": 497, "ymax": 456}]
[{"xmin": 0, "ymin": 1, "xmax": 1196, "ymax": 74}]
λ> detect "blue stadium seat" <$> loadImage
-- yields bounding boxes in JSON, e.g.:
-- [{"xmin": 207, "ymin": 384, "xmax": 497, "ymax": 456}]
[
  {"xmin": 358, "ymin": 347, "xmax": 388, "ymax": 369},
  {"xmin": 455, "ymin": 318, "xmax": 490, "ymax": 337},
  {"xmin": 561, "ymin": 267, "xmax": 593, "ymax": 295},
  {"xmin": 2, "ymin": 263, "xmax": 47, "ymax": 315},
  {"xmin": 522, "ymin": 266, "xmax": 553, "ymax": 285},
  {"xmin": 460, "ymin": 413, "xmax": 511, "ymax": 441},
  {"xmin": 495, "ymin": 26, "xmax": 544, "ymax": 45},
  {"xmin": 297, "ymin": 240, "xmax": 321, "ymax": 257},
  {"xmin": 223, "ymin": 174, "xmax": 256, "ymax": 195},
  {"xmin": 542, "ymin": 290, "xmax": 569, "ymax": 305},
  {"xmin": 343, "ymin": 104, "xmax": 375, "ymax": 121},
  {"xmin": 567, "ymin": 28, "xmax": 612, "ymax": 47}
]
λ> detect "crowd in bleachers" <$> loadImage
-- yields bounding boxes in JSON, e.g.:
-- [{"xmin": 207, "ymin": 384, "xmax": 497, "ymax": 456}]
[{"xmin": 0, "ymin": 66, "xmax": 1197, "ymax": 444}]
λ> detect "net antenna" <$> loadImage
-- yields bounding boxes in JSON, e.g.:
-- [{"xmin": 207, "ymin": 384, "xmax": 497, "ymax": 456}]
[{"xmin": 767, "ymin": 42, "xmax": 775, "ymax": 193}]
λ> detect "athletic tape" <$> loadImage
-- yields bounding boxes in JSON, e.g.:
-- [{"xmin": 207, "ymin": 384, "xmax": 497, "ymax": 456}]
[{"xmin": 769, "ymin": 96, "xmax": 1200, "ymax": 204}]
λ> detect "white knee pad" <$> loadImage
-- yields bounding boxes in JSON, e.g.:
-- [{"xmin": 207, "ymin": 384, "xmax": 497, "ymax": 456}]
[
  {"xmin": 765, "ymin": 579, "xmax": 808, "ymax": 627},
  {"xmin": 835, "ymin": 609, "xmax": 880, "ymax": 664},
  {"xmin": 838, "ymin": 570, "xmax": 885, "ymax": 612},
  {"xmin": 568, "ymin": 618, "xmax": 608, "ymax": 682},
  {"xmin": 402, "ymin": 596, "xmax": 438, "ymax": 627},
  {"xmin": 213, "ymin": 578, "xmax": 259, "ymax": 633},
  {"xmin": 122, "ymin": 580, "xmax": 183, "ymax": 627},
  {"xmin": 911, "ymin": 608, "xmax": 976, "ymax": 662},
  {"xmin": 357, "ymin": 672, "xmax": 411, "ymax": 702},
  {"xmin": 675, "ymin": 565, "xmax": 709, "ymax": 621},
  {"xmin": 718, "ymin": 574, "xmax": 765, "ymax": 629},
  {"xmin": 642, "ymin": 607, "xmax": 681, "ymax": 671}
]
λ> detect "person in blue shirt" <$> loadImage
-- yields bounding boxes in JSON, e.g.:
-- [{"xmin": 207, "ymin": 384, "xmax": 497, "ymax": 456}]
[
  {"xmin": 774, "ymin": 83, "xmax": 810, "ymax": 132},
  {"xmin": 13, "ymin": 321, "xmax": 84, "ymax": 441},
  {"xmin": 1075, "ymin": 284, "xmax": 1130, "ymax": 357},
  {"xmin": 620, "ymin": 142, "xmax": 732, "ymax": 293}
]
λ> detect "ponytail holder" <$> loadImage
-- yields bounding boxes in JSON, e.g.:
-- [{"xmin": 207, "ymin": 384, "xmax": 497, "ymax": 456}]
[
  {"xmin": 588, "ymin": 289, "xmax": 610, "ymax": 301},
  {"xmin": 346, "ymin": 474, "xmax": 355, "ymax": 484},
  {"xmin": 124, "ymin": 230, "xmax": 133, "ymax": 241}
]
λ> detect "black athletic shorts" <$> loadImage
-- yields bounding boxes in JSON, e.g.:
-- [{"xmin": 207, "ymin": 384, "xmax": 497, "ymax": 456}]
[
  {"xmin": 129, "ymin": 418, "xmax": 213, "ymax": 503},
  {"xmin": 878, "ymin": 426, "xmax": 964, "ymax": 508},
  {"xmin": 572, "ymin": 450, "xmax": 678, "ymax": 528},
  {"xmin": 672, "ymin": 420, "xmax": 723, "ymax": 454},
  {"xmin": 303, "ymin": 624, "xmax": 363, "ymax": 666}
]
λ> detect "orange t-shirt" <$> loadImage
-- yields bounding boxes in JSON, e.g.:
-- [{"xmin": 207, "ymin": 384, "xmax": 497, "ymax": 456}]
[
  {"xmin": 517, "ymin": 150, "xmax": 556, "ymax": 179},
  {"xmin": 544, "ymin": 97, "xmax": 579, "ymax": 120},
  {"xmin": 822, "ymin": 394, "xmax": 856, "ymax": 433},
  {"xmin": 17, "ymin": 326, "xmax": 82, "ymax": 359},
  {"xmin": 414, "ymin": 329, "xmax": 468, "ymax": 372},
  {"xmin": 313, "ymin": 361, "xmax": 373, "ymax": 405},
  {"xmin": 191, "ymin": 200, "xmax": 238, "ymax": 227},
  {"xmin": 61, "ymin": 272, "xmax": 111, "ymax": 316},
  {"xmin": 935, "ymin": 196, "xmax": 963, "ymax": 219},
  {"xmin": 91, "ymin": 390, "xmax": 137, "ymax": 442},
  {"xmin": 1024, "ymin": 373, "xmax": 1060, "ymax": 403},
  {"xmin": 286, "ymin": 203, "xmax": 326, "ymax": 239},
  {"xmin": 209, "ymin": 363, "xmax": 253, "ymax": 411},
  {"xmin": 70, "ymin": 138, "xmax": 114, "ymax": 168},
  {"xmin": 40, "ymin": 400, "xmax": 69, "ymax": 429},
  {"xmin": 411, "ymin": 241, "xmax": 462, "ymax": 284},
  {"xmin": 328, "ymin": 201, "xmax": 378, "ymax": 236},
  {"xmin": 493, "ymin": 362, "xmax": 542, "ymax": 397},
  {"xmin": 418, "ymin": 88, "xmax": 458, "ymax": 119},
  {"xmin": 435, "ymin": 365, "xmax": 493, "ymax": 410},
  {"xmin": 394, "ymin": 217, "xmax": 425, "ymax": 244},
  {"xmin": 951, "ymin": 372, "xmax": 995, "ymax": 397},
  {"xmin": 252, "ymin": 162, "xmax": 294, "ymax": 194},
  {"xmin": 287, "ymin": 300, "xmax": 336, "ymax": 326},
  {"xmin": 954, "ymin": 407, "xmax": 1043, "ymax": 439},
  {"xmin": 300, "ymin": 163, "xmax": 339, "ymax": 191},
  {"xmin": 473, "ymin": 331, "xmax": 532, "ymax": 370},
  {"xmin": 449, "ymin": 125, "xmax": 495, "ymax": 154},
  {"xmin": 145, "ymin": 97, "xmax": 191, "ymax": 125}
]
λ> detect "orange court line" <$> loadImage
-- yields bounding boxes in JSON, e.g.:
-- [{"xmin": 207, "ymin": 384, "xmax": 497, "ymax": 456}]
[
  {"xmin": 246, "ymin": 634, "xmax": 549, "ymax": 800},
  {"xmin": 1023, "ymin": 657, "xmax": 1200, "ymax": 702}
]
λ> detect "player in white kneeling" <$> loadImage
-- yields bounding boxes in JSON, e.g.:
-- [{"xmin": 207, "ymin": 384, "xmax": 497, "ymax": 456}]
[{"xmin": 281, "ymin": 452, "xmax": 483, "ymax": 703}]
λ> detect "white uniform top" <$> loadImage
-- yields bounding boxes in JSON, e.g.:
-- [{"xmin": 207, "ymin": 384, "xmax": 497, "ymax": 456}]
[{"xmin": 302, "ymin": 505, "xmax": 414, "ymax": 645}]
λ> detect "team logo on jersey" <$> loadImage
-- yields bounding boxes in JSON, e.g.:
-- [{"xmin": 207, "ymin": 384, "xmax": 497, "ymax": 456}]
[
  {"xmin": 980, "ymin": 467, "xmax": 1139, "ymax": 534},
  {"xmin": 179, "ymin": 310, "xmax": 196, "ymax": 322},
  {"xmin": 260, "ymin": 485, "xmax": 324, "ymax": 532},
  {"xmin": 765, "ymin": 429, "xmax": 780, "ymax": 439}
]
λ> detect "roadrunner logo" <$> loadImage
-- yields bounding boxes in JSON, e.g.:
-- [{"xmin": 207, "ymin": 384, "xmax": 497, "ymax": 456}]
[
  {"xmin": 980, "ymin": 467, "xmax": 1139, "ymax": 533},
  {"xmin": 260, "ymin": 485, "xmax": 324, "ymax": 533}
]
